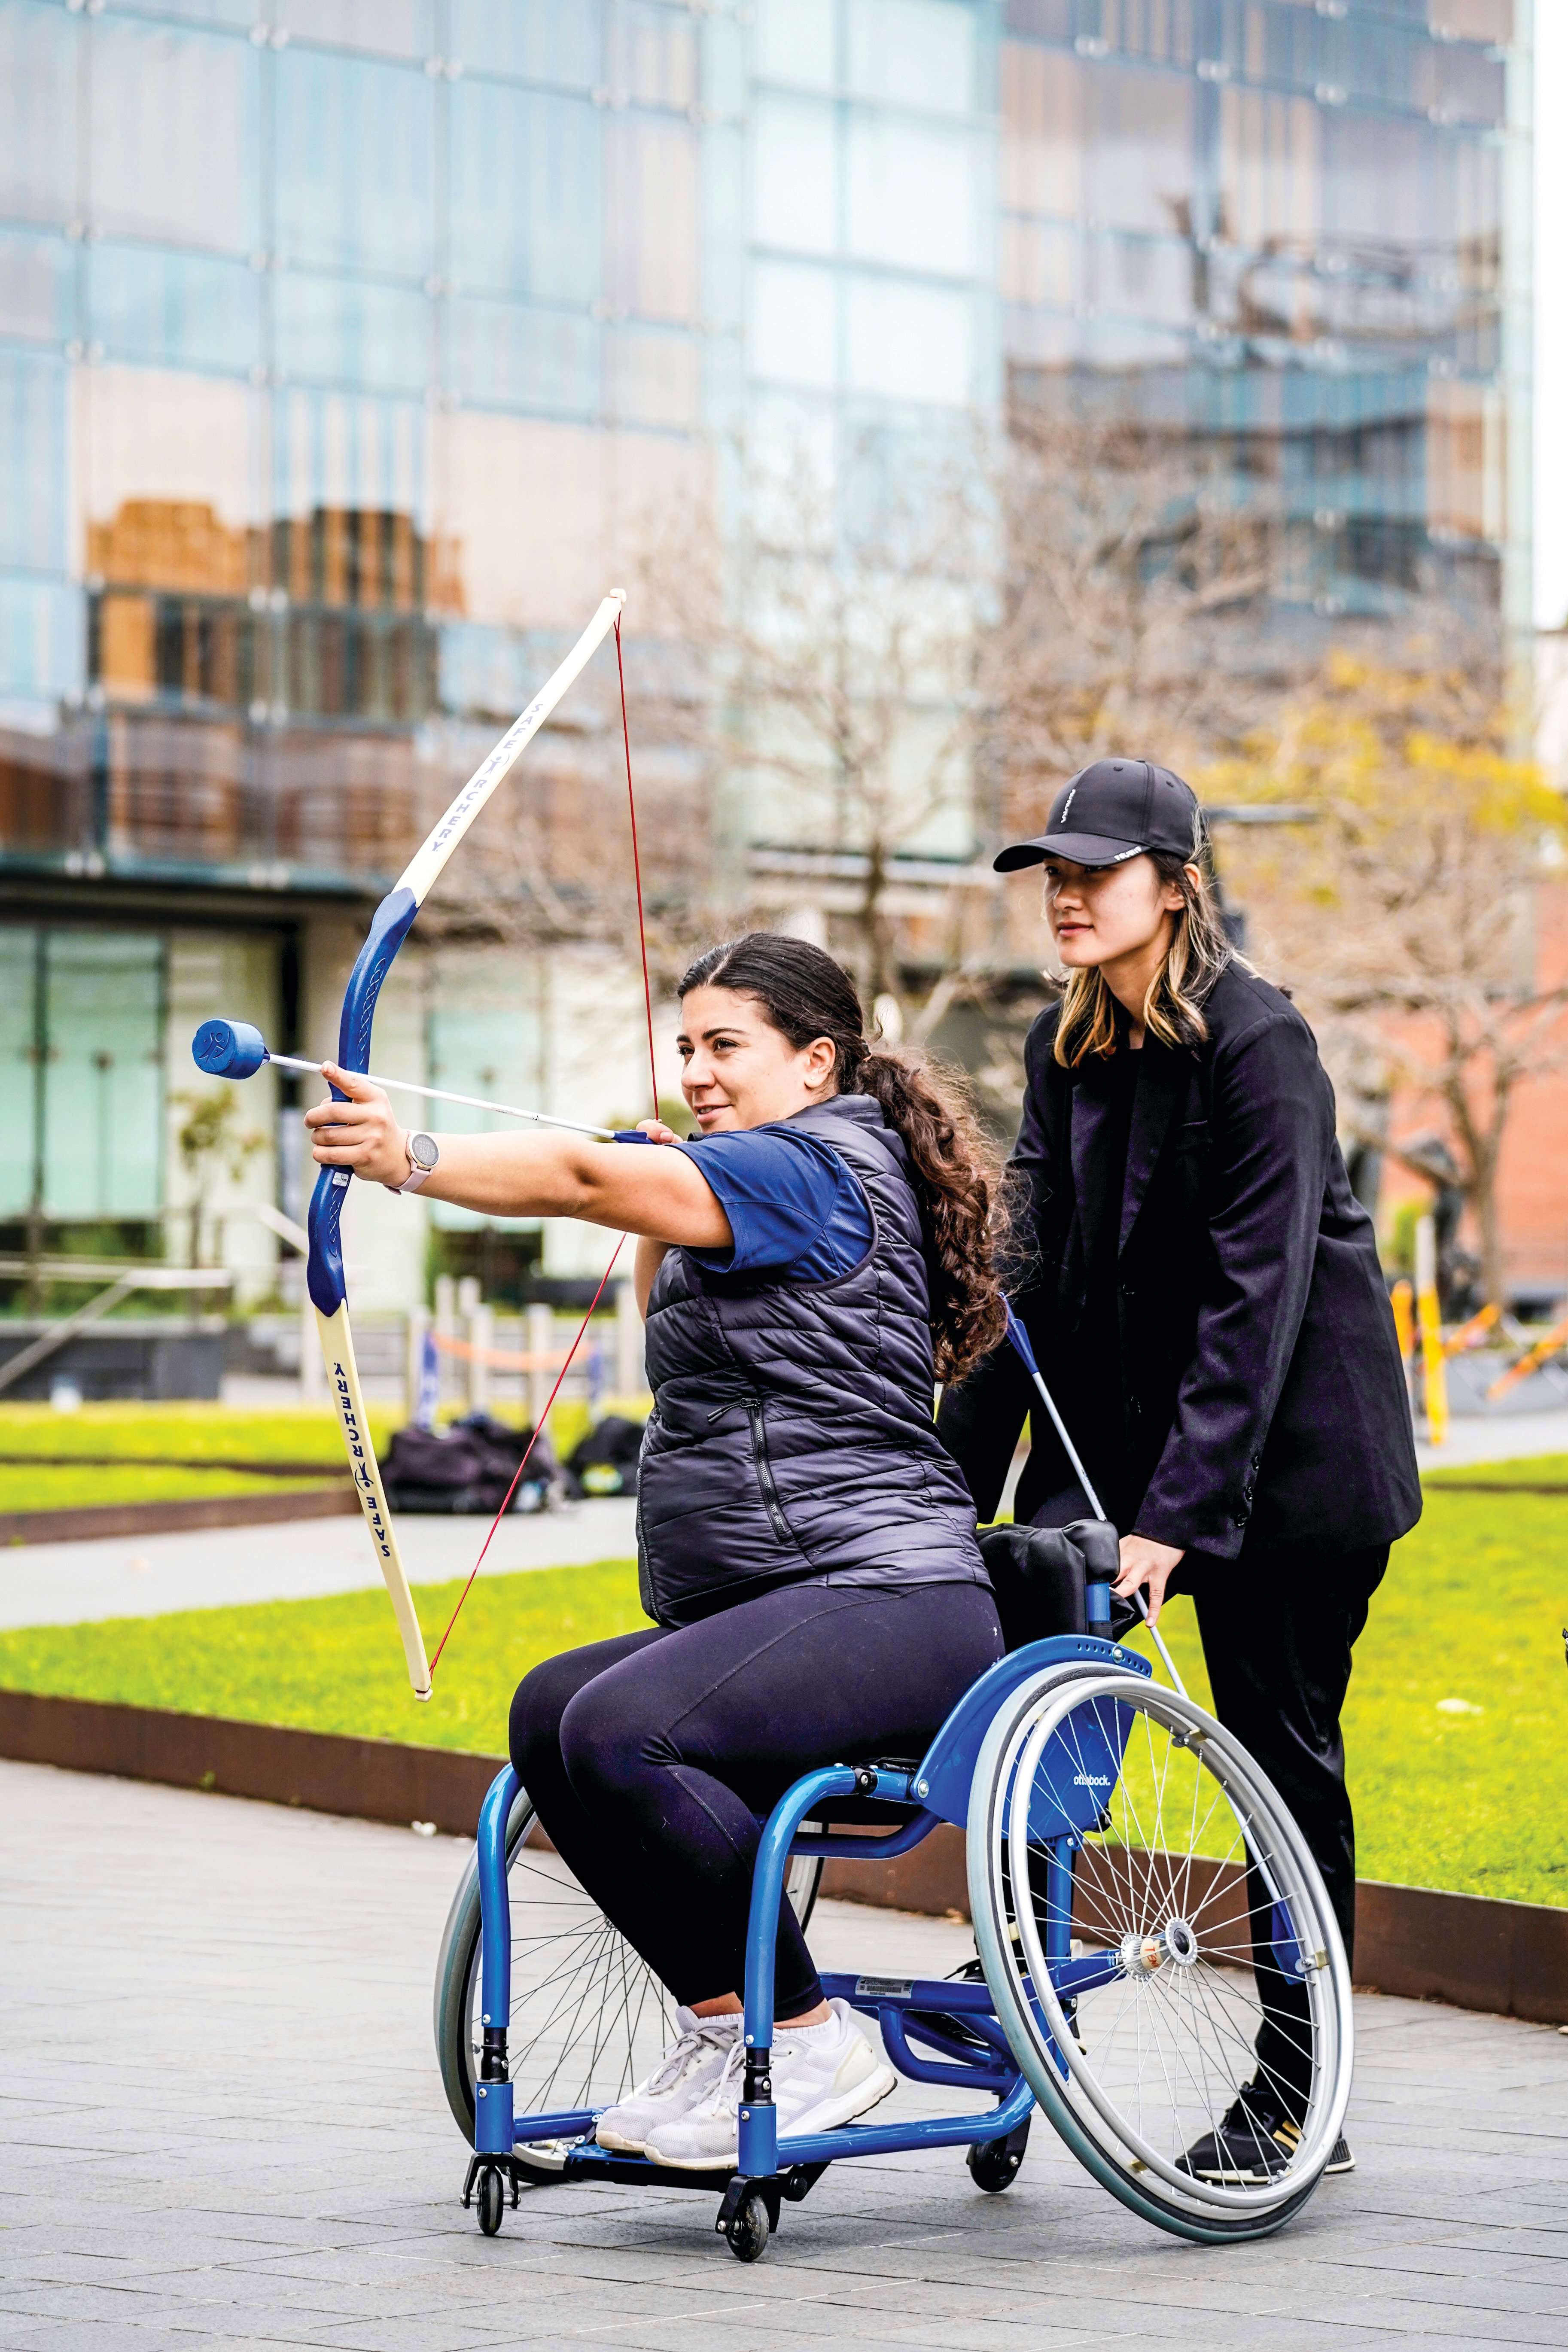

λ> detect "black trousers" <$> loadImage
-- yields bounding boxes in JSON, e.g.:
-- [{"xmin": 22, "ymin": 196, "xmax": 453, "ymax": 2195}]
[
  {"xmin": 1179, "ymin": 1538, "xmax": 1386, "ymax": 2114},
  {"xmin": 509, "ymin": 1577, "xmax": 1003, "ymax": 2020}
]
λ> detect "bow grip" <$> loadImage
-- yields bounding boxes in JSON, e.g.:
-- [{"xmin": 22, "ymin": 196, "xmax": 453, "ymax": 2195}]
[{"xmin": 307, "ymin": 886, "xmax": 420, "ymax": 1317}]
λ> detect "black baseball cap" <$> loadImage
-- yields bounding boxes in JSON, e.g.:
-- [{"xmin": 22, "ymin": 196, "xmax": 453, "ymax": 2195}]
[{"xmin": 994, "ymin": 758, "xmax": 1201, "ymax": 872}]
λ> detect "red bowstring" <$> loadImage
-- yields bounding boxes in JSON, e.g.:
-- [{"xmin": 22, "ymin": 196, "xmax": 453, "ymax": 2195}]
[
  {"xmin": 615, "ymin": 612, "xmax": 660, "ymax": 1119},
  {"xmin": 427, "ymin": 614, "xmax": 660, "ymax": 1684},
  {"xmin": 426, "ymin": 1241, "xmax": 625, "ymax": 1680}
]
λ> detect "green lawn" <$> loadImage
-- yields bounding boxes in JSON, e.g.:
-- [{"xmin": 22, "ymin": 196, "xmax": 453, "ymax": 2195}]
[
  {"xmin": 0, "ymin": 1560, "xmax": 649, "ymax": 1751},
  {"xmin": 0, "ymin": 1401, "xmax": 399, "ymax": 1466},
  {"xmin": 0, "ymin": 1463, "xmax": 335, "ymax": 1513},
  {"xmin": 0, "ymin": 1482, "xmax": 1563, "ymax": 1908}
]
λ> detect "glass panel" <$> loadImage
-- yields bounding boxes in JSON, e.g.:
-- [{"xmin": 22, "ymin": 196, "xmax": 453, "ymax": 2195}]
[
  {"xmin": 845, "ymin": 275, "xmax": 972, "ymax": 405},
  {"xmin": 0, "ymin": 928, "xmax": 38, "ymax": 1220},
  {"xmin": 0, "ymin": 351, "xmax": 70, "ymax": 573},
  {"xmin": 110, "ymin": 0, "xmax": 255, "ymax": 26},
  {"xmin": 755, "ymin": 0, "xmax": 836, "ymax": 88},
  {"xmin": 753, "ymin": 95, "xmax": 839, "ymax": 257},
  {"xmin": 846, "ymin": 114, "xmax": 977, "ymax": 276},
  {"xmin": 41, "ymin": 930, "xmax": 165, "ymax": 1220},
  {"xmin": 448, "ymin": 0, "xmax": 600, "ymax": 87},
  {"xmin": 0, "ymin": 227, "xmax": 76, "ymax": 347},
  {"xmin": 275, "ymin": 0, "xmax": 432, "ymax": 59},
  {"xmin": 272, "ymin": 391, "xmax": 434, "ymax": 584},
  {"xmin": 440, "ymin": 414, "xmax": 606, "ymax": 626},
  {"xmin": 609, "ymin": 1, "xmax": 697, "ymax": 108},
  {"xmin": 451, "ymin": 298, "xmax": 599, "ymax": 417},
  {"xmin": 88, "ymin": 244, "xmax": 261, "ymax": 376},
  {"xmin": 89, "ymin": 17, "xmax": 259, "ymax": 256},
  {"xmin": 274, "ymin": 48, "xmax": 433, "ymax": 280},
  {"xmin": 449, "ymin": 82, "xmax": 600, "ymax": 302},
  {"xmin": 605, "ymin": 327, "xmax": 700, "ymax": 428},
  {"xmin": 83, "ymin": 367, "xmax": 263, "ymax": 592},
  {"xmin": 0, "ymin": 577, "xmax": 84, "ymax": 702},
  {"xmin": 847, "ymin": 0, "xmax": 976, "ymax": 116},
  {"xmin": 750, "ymin": 259, "xmax": 839, "ymax": 390},
  {"xmin": 606, "ymin": 113, "xmax": 701, "ymax": 321},
  {"xmin": 1083, "ymin": 63, "xmax": 1194, "ymax": 238},
  {"xmin": 274, "ymin": 271, "xmax": 431, "ymax": 396},
  {"xmin": 1220, "ymin": 87, "xmax": 1321, "ymax": 254},
  {"xmin": 1002, "ymin": 40, "xmax": 1084, "ymax": 217},
  {"xmin": 0, "ymin": 0, "xmax": 78, "ymax": 229},
  {"xmin": 427, "ymin": 971, "xmax": 543, "ymax": 1233}
]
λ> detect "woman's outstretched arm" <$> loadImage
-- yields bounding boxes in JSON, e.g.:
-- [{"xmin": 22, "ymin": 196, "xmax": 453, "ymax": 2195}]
[{"xmin": 305, "ymin": 1067, "xmax": 732, "ymax": 1250}]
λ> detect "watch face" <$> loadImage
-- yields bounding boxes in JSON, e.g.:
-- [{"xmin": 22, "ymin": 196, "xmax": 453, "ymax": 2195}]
[{"xmin": 411, "ymin": 1132, "xmax": 438, "ymax": 1170}]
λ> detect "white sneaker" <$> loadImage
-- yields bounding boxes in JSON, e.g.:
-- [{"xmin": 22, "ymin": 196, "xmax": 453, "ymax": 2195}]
[
  {"xmin": 594, "ymin": 2007, "xmax": 740, "ymax": 2154},
  {"xmin": 643, "ymin": 1999, "xmax": 898, "ymax": 2171}
]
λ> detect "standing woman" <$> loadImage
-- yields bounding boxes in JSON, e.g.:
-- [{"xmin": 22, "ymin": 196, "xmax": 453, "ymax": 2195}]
[
  {"xmin": 308, "ymin": 931, "xmax": 1006, "ymax": 2169},
  {"xmin": 938, "ymin": 758, "xmax": 1420, "ymax": 2184}
]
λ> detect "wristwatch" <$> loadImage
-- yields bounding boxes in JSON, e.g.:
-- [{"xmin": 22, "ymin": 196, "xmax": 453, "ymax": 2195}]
[{"xmin": 392, "ymin": 1132, "xmax": 439, "ymax": 1194}]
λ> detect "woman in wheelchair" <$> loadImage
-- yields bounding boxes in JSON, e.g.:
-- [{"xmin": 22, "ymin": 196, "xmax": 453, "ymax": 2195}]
[{"xmin": 308, "ymin": 930, "xmax": 1007, "ymax": 2170}]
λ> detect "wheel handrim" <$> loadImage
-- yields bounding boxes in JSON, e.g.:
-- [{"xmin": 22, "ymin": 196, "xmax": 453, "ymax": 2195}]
[{"xmin": 990, "ymin": 1672, "xmax": 1352, "ymax": 2218}]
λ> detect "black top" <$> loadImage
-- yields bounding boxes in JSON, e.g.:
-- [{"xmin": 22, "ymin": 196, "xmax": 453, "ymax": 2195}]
[{"xmin": 938, "ymin": 962, "xmax": 1422, "ymax": 1561}]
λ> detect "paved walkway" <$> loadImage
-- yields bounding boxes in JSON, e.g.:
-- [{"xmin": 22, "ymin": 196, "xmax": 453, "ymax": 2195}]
[
  {"xmin": 2, "ymin": 1759, "xmax": 1563, "ymax": 2349},
  {"xmin": 0, "ymin": 1498, "xmax": 638, "ymax": 1630}
]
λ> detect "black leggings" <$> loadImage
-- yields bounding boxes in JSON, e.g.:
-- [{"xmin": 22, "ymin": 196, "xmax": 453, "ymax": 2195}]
[{"xmin": 509, "ymin": 1577, "xmax": 1003, "ymax": 2019}]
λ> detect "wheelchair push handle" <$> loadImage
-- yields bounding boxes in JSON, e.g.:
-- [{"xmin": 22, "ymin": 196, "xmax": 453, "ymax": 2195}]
[{"xmin": 1002, "ymin": 1306, "xmax": 1189, "ymax": 1701}]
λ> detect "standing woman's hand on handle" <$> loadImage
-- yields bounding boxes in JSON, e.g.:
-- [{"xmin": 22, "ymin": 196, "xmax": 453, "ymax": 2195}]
[{"xmin": 1113, "ymin": 1533, "xmax": 1186, "ymax": 1626}]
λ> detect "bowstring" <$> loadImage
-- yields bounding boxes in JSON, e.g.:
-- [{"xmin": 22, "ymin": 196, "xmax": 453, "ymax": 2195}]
[
  {"xmin": 427, "ymin": 614, "xmax": 659, "ymax": 1683},
  {"xmin": 426, "ymin": 1242, "xmax": 625, "ymax": 1680}
]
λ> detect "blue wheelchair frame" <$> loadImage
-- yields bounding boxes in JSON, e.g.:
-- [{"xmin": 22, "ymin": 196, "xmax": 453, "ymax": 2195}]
[{"xmin": 466, "ymin": 1631, "xmax": 1152, "ymax": 2227}]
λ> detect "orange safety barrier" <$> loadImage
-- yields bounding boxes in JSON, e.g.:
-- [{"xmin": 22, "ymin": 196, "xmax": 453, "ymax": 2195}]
[{"xmin": 429, "ymin": 1330, "xmax": 573, "ymax": 1374}]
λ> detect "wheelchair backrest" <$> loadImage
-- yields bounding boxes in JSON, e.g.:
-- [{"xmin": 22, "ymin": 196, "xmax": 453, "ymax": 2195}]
[{"xmin": 913, "ymin": 1634, "xmax": 1151, "ymax": 1830}]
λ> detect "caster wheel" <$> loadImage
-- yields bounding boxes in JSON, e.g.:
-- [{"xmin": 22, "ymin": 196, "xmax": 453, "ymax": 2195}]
[
  {"xmin": 476, "ymin": 2164, "xmax": 505, "ymax": 2236},
  {"xmin": 725, "ymin": 2188, "xmax": 771, "ymax": 2264},
  {"xmin": 967, "ymin": 2137, "xmax": 1024, "ymax": 2194}
]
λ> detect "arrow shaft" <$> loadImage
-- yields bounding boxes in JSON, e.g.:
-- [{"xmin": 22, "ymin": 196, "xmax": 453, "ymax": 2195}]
[{"xmin": 267, "ymin": 1052, "xmax": 615, "ymax": 1139}]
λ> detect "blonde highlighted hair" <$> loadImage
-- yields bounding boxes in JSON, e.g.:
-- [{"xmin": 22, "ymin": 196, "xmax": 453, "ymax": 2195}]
[{"xmin": 1053, "ymin": 839, "xmax": 1236, "ymax": 1069}]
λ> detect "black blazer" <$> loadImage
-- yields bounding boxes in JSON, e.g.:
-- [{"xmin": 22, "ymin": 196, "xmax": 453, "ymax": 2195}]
[{"xmin": 939, "ymin": 963, "xmax": 1421, "ymax": 1559}]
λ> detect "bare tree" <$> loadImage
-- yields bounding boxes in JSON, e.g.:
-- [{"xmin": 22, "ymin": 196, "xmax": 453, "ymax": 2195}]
[
  {"xmin": 1213, "ymin": 643, "xmax": 1568, "ymax": 1308},
  {"xmin": 985, "ymin": 405, "xmax": 1293, "ymax": 847},
  {"xmin": 633, "ymin": 428, "xmax": 1002, "ymax": 1037}
]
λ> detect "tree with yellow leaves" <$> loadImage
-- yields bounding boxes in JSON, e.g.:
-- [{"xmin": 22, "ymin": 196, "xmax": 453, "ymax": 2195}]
[{"xmin": 1210, "ymin": 649, "xmax": 1568, "ymax": 1311}]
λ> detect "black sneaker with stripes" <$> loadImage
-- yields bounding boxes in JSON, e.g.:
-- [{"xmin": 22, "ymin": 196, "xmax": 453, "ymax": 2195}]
[{"xmin": 1177, "ymin": 2081, "xmax": 1306, "ymax": 2185}]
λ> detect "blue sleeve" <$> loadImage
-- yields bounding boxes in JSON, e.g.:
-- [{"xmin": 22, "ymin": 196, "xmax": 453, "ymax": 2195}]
[{"xmin": 675, "ymin": 1126, "xmax": 874, "ymax": 1281}]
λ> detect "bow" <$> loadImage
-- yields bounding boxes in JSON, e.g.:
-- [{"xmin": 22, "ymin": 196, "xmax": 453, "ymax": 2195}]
[{"xmin": 307, "ymin": 591, "xmax": 630, "ymax": 1700}]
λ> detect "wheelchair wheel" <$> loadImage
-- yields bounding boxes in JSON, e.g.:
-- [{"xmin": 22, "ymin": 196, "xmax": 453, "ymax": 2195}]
[
  {"xmin": 434, "ymin": 1783, "xmax": 822, "ymax": 2169},
  {"xmin": 968, "ymin": 1666, "xmax": 1352, "ymax": 2245}
]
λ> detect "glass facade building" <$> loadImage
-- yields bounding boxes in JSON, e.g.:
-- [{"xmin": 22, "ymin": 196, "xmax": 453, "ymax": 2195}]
[{"xmin": 0, "ymin": 0, "xmax": 1531, "ymax": 1285}]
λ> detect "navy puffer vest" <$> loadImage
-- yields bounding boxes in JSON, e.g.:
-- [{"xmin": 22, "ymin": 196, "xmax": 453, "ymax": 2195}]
[{"xmin": 636, "ymin": 1094, "xmax": 985, "ymax": 1626}]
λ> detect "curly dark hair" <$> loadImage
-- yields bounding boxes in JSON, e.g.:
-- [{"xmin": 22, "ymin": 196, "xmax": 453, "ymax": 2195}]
[{"xmin": 678, "ymin": 931, "xmax": 1009, "ymax": 1381}]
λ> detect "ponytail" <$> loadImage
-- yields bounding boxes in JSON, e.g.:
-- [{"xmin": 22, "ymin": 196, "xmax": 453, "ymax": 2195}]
[{"xmin": 677, "ymin": 933, "xmax": 1010, "ymax": 1380}]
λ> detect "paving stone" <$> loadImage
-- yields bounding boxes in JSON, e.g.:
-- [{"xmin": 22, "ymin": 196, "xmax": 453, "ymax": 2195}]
[{"xmin": 3, "ymin": 1758, "xmax": 1564, "ymax": 2349}]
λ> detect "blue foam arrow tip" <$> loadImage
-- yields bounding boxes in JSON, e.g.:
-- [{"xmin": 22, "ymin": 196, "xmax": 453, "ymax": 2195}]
[{"xmin": 192, "ymin": 1018, "xmax": 267, "ymax": 1080}]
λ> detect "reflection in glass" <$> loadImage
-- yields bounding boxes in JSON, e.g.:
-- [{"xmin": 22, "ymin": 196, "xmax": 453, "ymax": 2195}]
[
  {"xmin": 448, "ymin": 0, "xmax": 600, "ymax": 89},
  {"xmin": 90, "ymin": 245, "xmax": 260, "ymax": 376},
  {"xmin": 451, "ymin": 300, "xmax": 599, "ymax": 419},
  {"xmin": 0, "ymin": 2, "xmax": 78, "ymax": 228},
  {"xmin": 274, "ymin": 47, "xmax": 433, "ymax": 280},
  {"xmin": 275, "ymin": 0, "xmax": 431, "ymax": 60},
  {"xmin": 0, "ymin": 227, "xmax": 75, "ymax": 347},
  {"xmin": 449, "ymin": 82, "xmax": 600, "ymax": 303},
  {"xmin": 605, "ymin": 115, "xmax": 700, "ymax": 322},
  {"xmin": 274, "ymin": 271, "xmax": 430, "ymax": 397},
  {"xmin": 90, "ymin": 17, "xmax": 259, "ymax": 256},
  {"xmin": 0, "ymin": 352, "xmax": 69, "ymax": 573}
]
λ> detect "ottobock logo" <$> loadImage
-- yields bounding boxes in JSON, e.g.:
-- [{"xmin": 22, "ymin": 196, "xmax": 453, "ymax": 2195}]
[{"xmin": 1073, "ymin": 1773, "xmax": 1111, "ymax": 1787}]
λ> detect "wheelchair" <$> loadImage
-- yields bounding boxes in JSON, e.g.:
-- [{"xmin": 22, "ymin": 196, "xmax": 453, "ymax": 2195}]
[{"xmin": 433, "ymin": 1569, "xmax": 1353, "ymax": 2263}]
